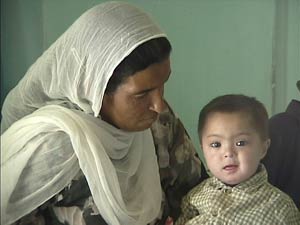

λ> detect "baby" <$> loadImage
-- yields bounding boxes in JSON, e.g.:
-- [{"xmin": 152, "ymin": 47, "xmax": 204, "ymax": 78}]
[{"xmin": 176, "ymin": 94, "xmax": 300, "ymax": 225}]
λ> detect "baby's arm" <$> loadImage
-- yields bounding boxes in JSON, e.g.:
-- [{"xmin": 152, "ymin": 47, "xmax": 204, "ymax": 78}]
[
  {"xmin": 275, "ymin": 199, "xmax": 300, "ymax": 225},
  {"xmin": 175, "ymin": 193, "xmax": 198, "ymax": 225}
]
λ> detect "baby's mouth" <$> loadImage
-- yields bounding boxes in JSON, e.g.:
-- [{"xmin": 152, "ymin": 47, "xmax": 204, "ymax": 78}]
[{"xmin": 223, "ymin": 164, "xmax": 238, "ymax": 171}]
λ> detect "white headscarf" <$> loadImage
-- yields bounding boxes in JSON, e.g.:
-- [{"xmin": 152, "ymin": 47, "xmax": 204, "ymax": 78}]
[{"xmin": 1, "ymin": 2, "xmax": 166, "ymax": 225}]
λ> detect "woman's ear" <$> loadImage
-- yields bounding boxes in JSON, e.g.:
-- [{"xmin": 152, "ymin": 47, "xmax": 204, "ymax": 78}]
[{"xmin": 261, "ymin": 138, "xmax": 271, "ymax": 159}]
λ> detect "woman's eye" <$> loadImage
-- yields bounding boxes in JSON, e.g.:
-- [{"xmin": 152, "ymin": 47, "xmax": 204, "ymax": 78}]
[
  {"xmin": 135, "ymin": 92, "xmax": 147, "ymax": 98},
  {"xmin": 236, "ymin": 140, "xmax": 247, "ymax": 146},
  {"xmin": 210, "ymin": 142, "xmax": 221, "ymax": 148}
]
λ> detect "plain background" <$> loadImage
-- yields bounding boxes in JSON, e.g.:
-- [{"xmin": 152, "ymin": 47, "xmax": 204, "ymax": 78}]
[{"xmin": 1, "ymin": 0, "xmax": 299, "ymax": 159}]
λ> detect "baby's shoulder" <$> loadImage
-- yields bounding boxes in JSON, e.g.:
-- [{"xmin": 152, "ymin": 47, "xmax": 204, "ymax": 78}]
[
  {"xmin": 186, "ymin": 178, "xmax": 212, "ymax": 198},
  {"xmin": 260, "ymin": 183, "xmax": 299, "ymax": 221}
]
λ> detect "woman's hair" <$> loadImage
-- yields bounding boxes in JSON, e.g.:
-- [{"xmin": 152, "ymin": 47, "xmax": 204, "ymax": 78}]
[
  {"xmin": 198, "ymin": 94, "xmax": 269, "ymax": 143},
  {"xmin": 105, "ymin": 37, "xmax": 172, "ymax": 94}
]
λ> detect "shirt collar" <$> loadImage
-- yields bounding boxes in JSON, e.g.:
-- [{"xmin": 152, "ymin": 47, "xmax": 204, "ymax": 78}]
[{"xmin": 210, "ymin": 164, "xmax": 267, "ymax": 193}]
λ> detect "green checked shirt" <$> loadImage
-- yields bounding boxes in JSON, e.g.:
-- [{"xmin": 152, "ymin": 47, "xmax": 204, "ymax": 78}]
[{"xmin": 176, "ymin": 165, "xmax": 300, "ymax": 225}]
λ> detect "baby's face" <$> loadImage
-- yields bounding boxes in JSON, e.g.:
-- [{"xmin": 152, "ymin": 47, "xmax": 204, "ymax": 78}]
[{"xmin": 201, "ymin": 111, "xmax": 269, "ymax": 186}]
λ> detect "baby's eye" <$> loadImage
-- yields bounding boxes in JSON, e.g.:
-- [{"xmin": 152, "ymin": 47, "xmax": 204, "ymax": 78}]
[
  {"xmin": 236, "ymin": 140, "xmax": 247, "ymax": 146},
  {"xmin": 210, "ymin": 142, "xmax": 221, "ymax": 148}
]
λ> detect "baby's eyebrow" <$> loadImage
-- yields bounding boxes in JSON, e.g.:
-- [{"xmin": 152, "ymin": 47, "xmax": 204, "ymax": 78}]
[
  {"xmin": 236, "ymin": 132, "xmax": 251, "ymax": 136},
  {"xmin": 206, "ymin": 132, "xmax": 251, "ymax": 139},
  {"xmin": 206, "ymin": 134, "xmax": 222, "ymax": 138}
]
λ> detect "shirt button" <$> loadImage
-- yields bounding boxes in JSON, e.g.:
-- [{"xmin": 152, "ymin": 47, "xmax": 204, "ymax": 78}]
[
  {"xmin": 211, "ymin": 210, "xmax": 218, "ymax": 217},
  {"xmin": 226, "ymin": 189, "xmax": 232, "ymax": 194}
]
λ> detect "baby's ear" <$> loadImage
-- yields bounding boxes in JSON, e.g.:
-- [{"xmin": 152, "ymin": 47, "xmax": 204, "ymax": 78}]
[
  {"xmin": 261, "ymin": 138, "xmax": 271, "ymax": 159},
  {"xmin": 200, "ymin": 141, "xmax": 204, "ymax": 152}
]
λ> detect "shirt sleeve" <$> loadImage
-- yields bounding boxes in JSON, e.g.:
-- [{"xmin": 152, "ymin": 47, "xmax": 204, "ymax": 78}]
[
  {"xmin": 175, "ymin": 192, "xmax": 198, "ymax": 225},
  {"xmin": 275, "ymin": 198, "xmax": 300, "ymax": 225}
]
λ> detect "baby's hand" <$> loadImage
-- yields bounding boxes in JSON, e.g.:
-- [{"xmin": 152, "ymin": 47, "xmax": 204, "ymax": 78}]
[{"xmin": 165, "ymin": 216, "xmax": 174, "ymax": 225}]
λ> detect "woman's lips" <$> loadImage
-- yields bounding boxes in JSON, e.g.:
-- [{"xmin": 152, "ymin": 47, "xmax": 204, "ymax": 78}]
[{"xmin": 146, "ymin": 114, "xmax": 158, "ymax": 122}]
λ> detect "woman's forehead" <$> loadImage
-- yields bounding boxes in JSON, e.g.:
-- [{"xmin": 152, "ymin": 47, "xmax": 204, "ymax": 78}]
[{"xmin": 120, "ymin": 58, "xmax": 171, "ymax": 93}]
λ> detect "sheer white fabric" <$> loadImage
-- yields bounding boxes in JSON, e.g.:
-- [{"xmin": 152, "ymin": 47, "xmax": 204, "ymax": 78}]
[
  {"xmin": 1, "ymin": 106, "xmax": 161, "ymax": 225},
  {"xmin": 1, "ymin": 1, "xmax": 166, "ymax": 225},
  {"xmin": 1, "ymin": 1, "xmax": 166, "ymax": 132}
]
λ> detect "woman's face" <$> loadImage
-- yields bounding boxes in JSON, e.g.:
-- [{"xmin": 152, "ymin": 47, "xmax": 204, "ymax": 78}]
[{"xmin": 100, "ymin": 58, "xmax": 171, "ymax": 131}]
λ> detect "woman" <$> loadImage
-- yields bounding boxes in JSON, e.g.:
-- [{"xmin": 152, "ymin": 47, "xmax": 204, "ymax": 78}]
[{"xmin": 1, "ymin": 2, "xmax": 207, "ymax": 225}]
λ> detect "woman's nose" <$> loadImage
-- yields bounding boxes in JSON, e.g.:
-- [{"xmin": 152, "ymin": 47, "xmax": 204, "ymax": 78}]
[{"xmin": 149, "ymin": 87, "xmax": 166, "ymax": 113}]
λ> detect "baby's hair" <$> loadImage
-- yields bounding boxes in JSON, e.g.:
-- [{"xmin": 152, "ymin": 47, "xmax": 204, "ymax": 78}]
[{"xmin": 198, "ymin": 94, "xmax": 269, "ymax": 144}]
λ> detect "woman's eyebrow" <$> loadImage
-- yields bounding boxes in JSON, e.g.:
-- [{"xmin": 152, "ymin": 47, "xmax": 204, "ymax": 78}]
[
  {"xmin": 134, "ymin": 71, "xmax": 172, "ymax": 95},
  {"xmin": 134, "ymin": 88, "xmax": 154, "ymax": 95}
]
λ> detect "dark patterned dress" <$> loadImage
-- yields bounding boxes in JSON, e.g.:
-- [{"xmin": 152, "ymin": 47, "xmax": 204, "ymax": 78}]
[{"xmin": 13, "ymin": 105, "xmax": 208, "ymax": 225}]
